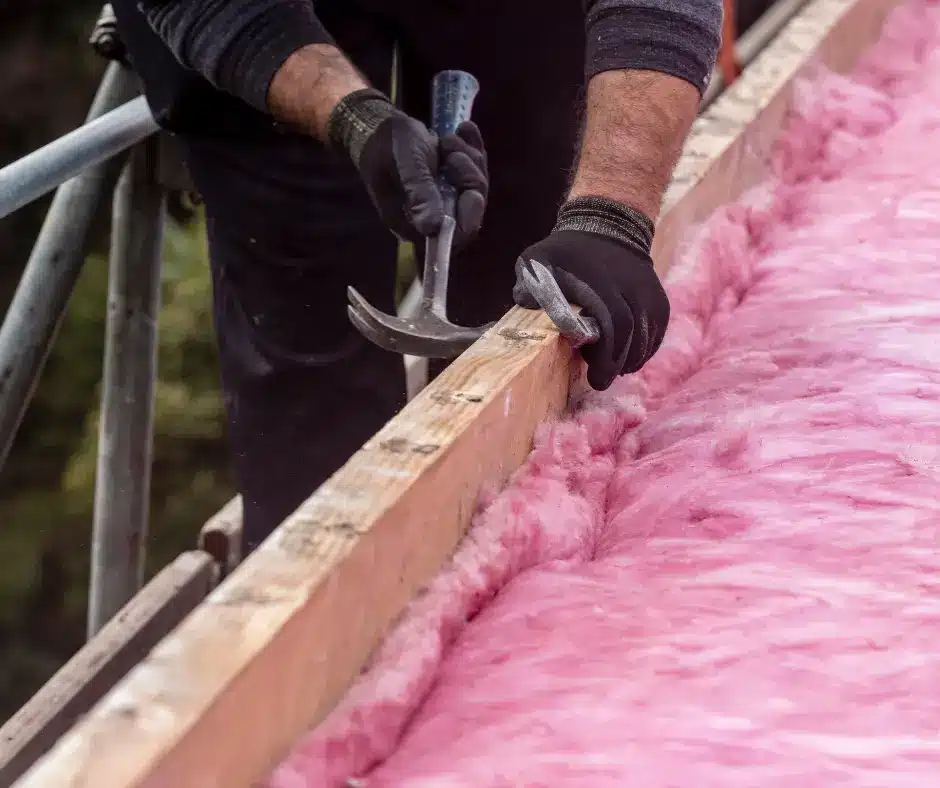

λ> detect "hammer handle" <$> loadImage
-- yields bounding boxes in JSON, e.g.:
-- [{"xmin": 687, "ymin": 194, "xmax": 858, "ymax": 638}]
[{"xmin": 430, "ymin": 70, "xmax": 480, "ymax": 218}]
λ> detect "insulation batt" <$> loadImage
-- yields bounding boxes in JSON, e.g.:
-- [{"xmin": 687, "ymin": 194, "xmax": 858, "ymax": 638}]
[{"xmin": 270, "ymin": 2, "xmax": 940, "ymax": 784}]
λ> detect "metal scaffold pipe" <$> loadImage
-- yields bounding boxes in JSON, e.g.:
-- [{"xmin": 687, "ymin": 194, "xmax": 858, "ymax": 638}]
[
  {"xmin": 0, "ymin": 62, "xmax": 147, "ymax": 474},
  {"xmin": 0, "ymin": 95, "xmax": 157, "ymax": 221},
  {"xmin": 87, "ymin": 135, "xmax": 166, "ymax": 637}
]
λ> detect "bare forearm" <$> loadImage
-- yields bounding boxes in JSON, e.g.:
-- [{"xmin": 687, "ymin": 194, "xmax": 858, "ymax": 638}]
[
  {"xmin": 568, "ymin": 69, "xmax": 700, "ymax": 221},
  {"xmin": 267, "ymin": 44, "xmax": 369, "ymax": 141}
]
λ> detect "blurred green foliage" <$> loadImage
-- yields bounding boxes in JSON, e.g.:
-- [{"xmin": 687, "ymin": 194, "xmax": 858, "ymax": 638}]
[{"xmin": 0, "ymin": 215, "xmax": 235, "ymax": 723}]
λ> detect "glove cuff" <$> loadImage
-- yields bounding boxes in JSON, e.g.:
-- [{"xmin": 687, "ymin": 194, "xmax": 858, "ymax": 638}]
[
  {"xmin": 554, "ymin": 196, "xmax": 655, "ymax": 257},
  {"xmin": 327, "ymin": 88, "xmax": 398, "ymax": 168}
]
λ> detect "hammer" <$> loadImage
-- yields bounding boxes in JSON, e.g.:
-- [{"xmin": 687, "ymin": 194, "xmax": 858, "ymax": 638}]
[{"xmin": 347, "ymin": 69, "xmax": 494, "ymax": 359}]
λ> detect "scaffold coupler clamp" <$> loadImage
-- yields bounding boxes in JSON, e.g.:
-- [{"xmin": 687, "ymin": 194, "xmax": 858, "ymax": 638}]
[{"xmin": 90, "ymin": 4, "xmax": 127, "ymax": 64}]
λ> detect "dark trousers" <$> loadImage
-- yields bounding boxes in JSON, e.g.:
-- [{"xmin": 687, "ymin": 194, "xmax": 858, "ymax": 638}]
[{"xmin": 136, "ymin": 0, "xmax": 585, "ymax": 551}]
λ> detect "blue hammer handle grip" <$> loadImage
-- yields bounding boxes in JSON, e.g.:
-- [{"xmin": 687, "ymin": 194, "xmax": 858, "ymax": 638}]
[{"xmin": 430, "ymin": 70, "xmax": 479, "ymax": 218}]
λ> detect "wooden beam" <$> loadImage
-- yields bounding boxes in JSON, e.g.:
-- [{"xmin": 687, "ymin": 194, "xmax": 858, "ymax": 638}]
[
  {"xmin": 0, "ymin": 551, "xmax": 215, "ymax": 787},
  {"xmin": 13, "ymin": 0, "xmax": 899, "ymax": 784}
]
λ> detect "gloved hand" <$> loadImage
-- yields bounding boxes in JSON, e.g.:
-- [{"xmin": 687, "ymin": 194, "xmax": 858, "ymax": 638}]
[
  {"xmin": 327, "ymin": 88, "xmax": 488, "ymax": 247},
  {"xmin": 513, "ymin": 196, "xmax": 669, "ymax": 391}
]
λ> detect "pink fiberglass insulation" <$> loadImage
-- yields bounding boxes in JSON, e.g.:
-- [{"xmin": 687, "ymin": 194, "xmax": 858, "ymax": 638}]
[{"xmin": 270, "ymin": 2, "xmax": 940, "ymax": 784}]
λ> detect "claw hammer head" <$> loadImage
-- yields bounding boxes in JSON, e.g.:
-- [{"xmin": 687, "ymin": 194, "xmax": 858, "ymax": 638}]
[
  {"xmin": 347, "ymin": 213, "xmax": 493, "ymax": 359},
  {"xmin": 347, "ymin": 284, "xmax": 490, "ymax": 358}
]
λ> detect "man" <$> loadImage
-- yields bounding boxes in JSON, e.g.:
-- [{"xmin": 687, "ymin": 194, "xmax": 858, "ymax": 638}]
[{"xmin": 111, "ymin": 0, "xmax": 722, "ymax": 554}]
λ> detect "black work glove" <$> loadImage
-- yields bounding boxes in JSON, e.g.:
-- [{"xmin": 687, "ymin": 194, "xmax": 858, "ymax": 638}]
[
  {"xmin": 327, "ymin": 88, "xmax": 488, "ymax": 247},
  {"xmin": 513, "ymin": 196, "xmax": 669, "ymax": 391}
]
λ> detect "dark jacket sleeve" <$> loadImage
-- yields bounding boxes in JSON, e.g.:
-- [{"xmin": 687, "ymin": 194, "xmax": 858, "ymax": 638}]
[
  {"xmin": 135, "ymin": 0, "xmax": 334, "ymax": 113},
  {"xmin": 583, "ymin": 0, "xmax": 723, "ymax": 95}
]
